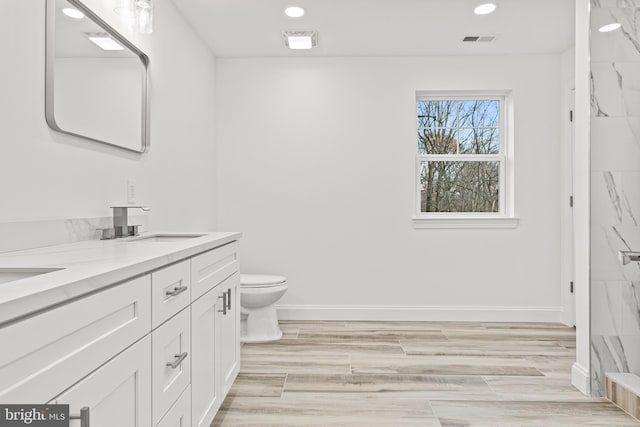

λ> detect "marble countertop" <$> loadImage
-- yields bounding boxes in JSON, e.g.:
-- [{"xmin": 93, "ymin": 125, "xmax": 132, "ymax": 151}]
[{"xmin": 0, "ymin": 231, "xmax": 241, "ymax": 326}]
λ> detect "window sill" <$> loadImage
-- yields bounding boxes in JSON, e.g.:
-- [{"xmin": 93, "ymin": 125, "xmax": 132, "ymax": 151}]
[{"xmin": 411, "ymin": 216, "xmax": 520, "ymax": 229}]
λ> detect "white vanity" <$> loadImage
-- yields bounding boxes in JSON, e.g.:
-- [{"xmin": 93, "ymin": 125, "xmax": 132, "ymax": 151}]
[{"xmin": 0, "ymin": 232, "xmax": 241, "ymax": 427}]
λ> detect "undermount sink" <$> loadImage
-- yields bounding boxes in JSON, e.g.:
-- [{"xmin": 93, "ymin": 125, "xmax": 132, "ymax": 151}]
[
  {"xmin": 131, "ymin": 234, "xmax": 205, "ymax": 243},
  {"xmin": 0, "ymin": 268, "xmax": 64, "ymax": 285}
]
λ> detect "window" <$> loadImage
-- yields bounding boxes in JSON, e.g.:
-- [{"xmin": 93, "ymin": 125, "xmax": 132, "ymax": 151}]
[{"xmin": 413, "ymin": 92, "xmax": 517, "ymax": 228}]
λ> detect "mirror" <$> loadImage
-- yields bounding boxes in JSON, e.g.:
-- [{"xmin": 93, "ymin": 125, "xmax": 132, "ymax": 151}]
[{"xmin": 45, "ymin": 0, "xmax": 150, "ymax": 153}]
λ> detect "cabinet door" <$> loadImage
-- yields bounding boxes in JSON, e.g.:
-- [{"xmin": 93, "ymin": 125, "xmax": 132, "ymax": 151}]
[
  {"xmin": 190, "ymin": 287, "xmax": 223, "ymax": 427},
  {"xmin": 51, "ymin": 336, "xmax": 152, "ymax": 427},
  {"xmin": 152, "ymin": 308, "xmax": 191, "ymax": 425},
  {"xmin": 218, "ymin": 272, "xmax": 240, "ymax": 396}
]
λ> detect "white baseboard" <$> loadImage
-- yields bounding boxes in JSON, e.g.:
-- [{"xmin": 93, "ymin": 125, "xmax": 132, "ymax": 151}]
[
  {"xmin": 571, "ymin": 362, "xmax": 590, "ymax": 395},
  {"xmin": 276, "ymin": 304, "xmax": 563, "ymax": 322}
]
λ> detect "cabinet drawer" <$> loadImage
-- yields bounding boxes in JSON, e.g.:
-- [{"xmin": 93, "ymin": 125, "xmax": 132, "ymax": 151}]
[
  {"xmin": 152, "ymin": 261, "xmax": 191, "ymax": 329},
  {"xmin": 152, "ymin": 307, "xmax": 191, "ymax": 425},
  {"xmin": 190, "ymin": 241, "xmax": 239, "ymax": 301},
  {"xmin": 156, "ymin": 385, "xmax": 191, "ymax": 427},
  {"xmin": 0, "ymin": 275, "xmax": 151, "ymax": 403},
  {"xmin": 51, "ymin": 335, "xmax": 152, "ymax": 427}
]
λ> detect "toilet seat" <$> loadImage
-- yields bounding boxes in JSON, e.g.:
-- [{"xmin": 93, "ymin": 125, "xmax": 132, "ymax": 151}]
[{"xmin": 240, "ymin": 274, "xmax": 286, "ymax": 288}]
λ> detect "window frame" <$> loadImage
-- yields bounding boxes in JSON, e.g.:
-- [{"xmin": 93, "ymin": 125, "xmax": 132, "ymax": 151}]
[{"xmin": 412, "ymin": 91, "xmax": 519, "ymax": 229}]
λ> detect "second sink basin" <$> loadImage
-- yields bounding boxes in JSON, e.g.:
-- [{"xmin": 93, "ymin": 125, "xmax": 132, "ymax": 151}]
[
  {"xmin": 0, "ymin": 268, "xmax": 64, "ymax": 285},
  {"xmin": 131, "ymin": 234, "xmax": 205, "ymax": 243}
]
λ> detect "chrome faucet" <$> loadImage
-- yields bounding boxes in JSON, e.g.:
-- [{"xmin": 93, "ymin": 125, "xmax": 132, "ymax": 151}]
[{"xmin": 109, "ymin": 205, "xmax": 150, "ymax": 238}]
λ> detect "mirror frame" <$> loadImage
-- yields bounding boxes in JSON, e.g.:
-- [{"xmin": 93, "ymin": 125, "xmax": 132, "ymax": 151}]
[{"xmin": 45, "ymin": 0, "xmax": 151, "ymax": 153}]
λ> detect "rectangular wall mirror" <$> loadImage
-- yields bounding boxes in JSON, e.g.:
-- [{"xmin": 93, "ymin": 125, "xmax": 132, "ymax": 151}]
[{"xmin": 45, "ymin": 0, "xmax": 150, "ymax": 153}]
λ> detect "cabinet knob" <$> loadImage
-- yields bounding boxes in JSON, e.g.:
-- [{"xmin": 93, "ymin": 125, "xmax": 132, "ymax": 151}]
[{"xmin": 226, "ymin": 288, "xmax": 232, "ymax": 310}]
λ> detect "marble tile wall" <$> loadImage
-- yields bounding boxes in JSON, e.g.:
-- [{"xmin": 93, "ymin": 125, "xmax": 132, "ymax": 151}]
[
  {"xmin": 591, "ymin": 0, "xmax": 640, "ymax": 396},
  {"xmin": 0, "ymin": 215, "xmax": 148, "ymax": 254}
]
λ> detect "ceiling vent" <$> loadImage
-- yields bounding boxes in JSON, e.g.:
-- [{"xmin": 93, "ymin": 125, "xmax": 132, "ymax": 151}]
[
  {"xmin": 283, "ymin": 30, "xmax": 318, "ymax": 50},
  {"xmin": 462, "ymin": 35, "xmax": 496, "ymax": 43}
]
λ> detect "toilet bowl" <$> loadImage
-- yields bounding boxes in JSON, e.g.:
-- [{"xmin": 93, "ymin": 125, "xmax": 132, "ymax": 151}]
[{"xmin": 240, "ymin": 274, "xmax": 287, "ymax": 343}]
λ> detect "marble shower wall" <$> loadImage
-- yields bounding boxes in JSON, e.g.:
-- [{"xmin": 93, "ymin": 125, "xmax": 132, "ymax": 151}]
[{"xmin": 591, "ymin": 0, "xmax": 640, "ymax": 396}]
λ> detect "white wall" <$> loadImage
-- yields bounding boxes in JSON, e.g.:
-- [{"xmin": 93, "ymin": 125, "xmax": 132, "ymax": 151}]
[
  {"xmin": 216, "ymin": 55, "xmax": 564, "ymax": 321},
  {"xmin": 0, "ymin": 0, "xmax": 216, "ymax": 234}
]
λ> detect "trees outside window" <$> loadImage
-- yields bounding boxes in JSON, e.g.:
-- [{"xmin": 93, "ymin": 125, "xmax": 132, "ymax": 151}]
[{"xmin": 416, "ymin": 95, "xmax": 507, "ymax": 215}]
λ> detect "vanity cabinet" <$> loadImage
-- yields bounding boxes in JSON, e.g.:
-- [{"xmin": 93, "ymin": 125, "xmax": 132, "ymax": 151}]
[{"xmin": 0, "ymin": 239, "xmax": 240, "ymax": 427}]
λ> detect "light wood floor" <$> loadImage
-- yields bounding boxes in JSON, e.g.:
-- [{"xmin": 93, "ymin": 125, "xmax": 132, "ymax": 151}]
[{"xmin": 212, "ymin": 321, "xmax": 640, "ymax": 426}]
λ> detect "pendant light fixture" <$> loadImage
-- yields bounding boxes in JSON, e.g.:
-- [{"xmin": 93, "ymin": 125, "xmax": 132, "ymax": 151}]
[{"xmin": 136, "ymin": 0, "xmax": 153, "ymax": 34}]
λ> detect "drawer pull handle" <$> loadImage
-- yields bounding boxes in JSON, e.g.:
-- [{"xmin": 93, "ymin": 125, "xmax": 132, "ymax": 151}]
[
  {"xmin": 70, "ymin": 407, "xmax": 90, "ymax": 427},
  {"xmin": 218, "ymin": 293, "xmax": 227, "ymax": 315},
  {"xmin": 166, "ymin": 352, "xmax": 188, "ymax": 369},
  {"xmin": 166, "ymin": 286, "xmax": 188, "ymax": 297},
  {"xmin": 226, "ymin": 288, "xmax": 232, "ymax": 310}
]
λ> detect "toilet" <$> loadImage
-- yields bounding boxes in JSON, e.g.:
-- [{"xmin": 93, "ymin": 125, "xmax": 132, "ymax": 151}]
[{"xmin": 240, "ymin": 274, "xmax": 288, "ymax": 343}]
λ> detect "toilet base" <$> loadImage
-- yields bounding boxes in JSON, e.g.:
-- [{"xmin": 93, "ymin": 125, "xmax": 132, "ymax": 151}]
[{"xmin": 240, "ymin": 305, "xmax": 283, "ymax": 343}]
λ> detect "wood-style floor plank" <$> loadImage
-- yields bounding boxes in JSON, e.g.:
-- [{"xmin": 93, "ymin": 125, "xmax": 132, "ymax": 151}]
[
  {"xmin": 400, "ymin": 339, "xmax": 572, "ymax": 357},
  {"xmin": 214, "ymin": 395, "xmax": 441, "ymax": 426},
  {"xmin": 351, "ymin": 354, "xmax": 544, "ymax": 376},
  {"xmin": 441, "ymin": 327, "xmax": 577, "ymax": 341},
  {"xmin": 430, "ymin": 400, "xmax": 639, "ymax": 426},
  {"xmin": 240, "ymin": 352, "xmax": 351, "ymax": 375},
  {"xmin": 242, "ymin": 339, "xmax": 405, "ymax": 355},
  {"xmin": 482, "ymin": 375, "xmax": 598, "ymax": 401},
  {"xmin": 227, "ymin": 374, "xmax": 286, "ymax": 397},
  {"xmin": 297, "ymin": 329, "xmax": 447, "ymax": 342},
  {"xmin": 283, "ymin": 373, "xmax": 497, "ymax": 400}
]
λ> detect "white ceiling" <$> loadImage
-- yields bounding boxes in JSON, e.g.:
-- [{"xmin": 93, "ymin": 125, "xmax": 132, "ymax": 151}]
[{"xmin": 170, "ymin": 0, "xmax": 575, "ymax": 57}]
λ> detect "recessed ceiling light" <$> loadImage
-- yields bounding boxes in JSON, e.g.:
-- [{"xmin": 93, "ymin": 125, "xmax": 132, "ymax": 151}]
[
  {"xmin": 285, "ymin": 6, "xmax": 305, "ymax": 18},
  {"xmin": 86, "ymin": 33, "xmax": 125, "ymax": 51},
  {"xmin": 283, "ymin": 30, "xmax": 317, "ymax": 50},
  {"xmin": 474, "ymin": 3, "xmax": 497, "ymax": 15},
  {"xmin": 288, "ymin": 36, "xmax": 312, "ymax": 49},
  {"xmin": 62, "ymin": 7, "xmax": 85, "ymax": 19},
  {"xmin": 599, "ymin": 23, "xmax": 621, "ymax": 32}
]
